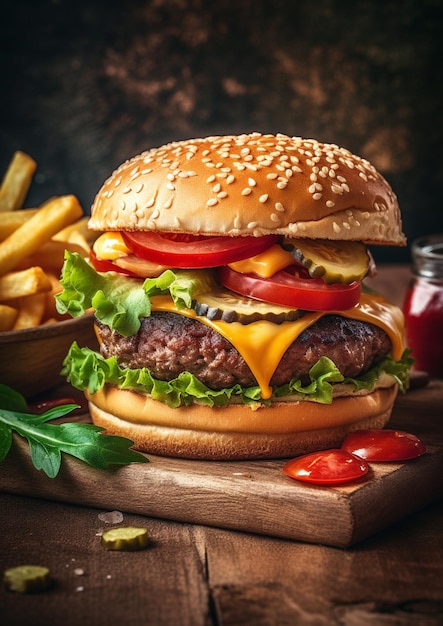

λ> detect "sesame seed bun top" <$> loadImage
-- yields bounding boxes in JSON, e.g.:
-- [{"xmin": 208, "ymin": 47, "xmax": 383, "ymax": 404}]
[{"xmin": 89, "ymin": 132, "xmax": 406, "ymax": 245}]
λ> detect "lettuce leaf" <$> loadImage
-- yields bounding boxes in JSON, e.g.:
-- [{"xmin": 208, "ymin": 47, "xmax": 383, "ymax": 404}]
[
  {"xmin": 55, "ymin": 252, "xmax": 216, "ymax": 337},
  {"xmin": 62, "ymin": 343, "xmax": 412, "ymax": 409}
]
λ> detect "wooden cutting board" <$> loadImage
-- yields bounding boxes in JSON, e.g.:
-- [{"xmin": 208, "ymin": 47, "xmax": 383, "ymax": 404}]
[{"xmin": 1, "ymin": 379, "xmax": 442, "ymax": 548}]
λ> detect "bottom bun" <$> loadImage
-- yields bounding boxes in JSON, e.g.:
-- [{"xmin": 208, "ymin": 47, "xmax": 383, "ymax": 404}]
[{"xmin": 87, "ymin": 384, "xmax": 398, "ymax": 460}]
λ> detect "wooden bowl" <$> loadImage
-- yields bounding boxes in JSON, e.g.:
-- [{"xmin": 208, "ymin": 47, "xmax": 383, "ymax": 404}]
[{"xmin": 0, "ymin": 315, "xmax": 98, "ymax": 398}]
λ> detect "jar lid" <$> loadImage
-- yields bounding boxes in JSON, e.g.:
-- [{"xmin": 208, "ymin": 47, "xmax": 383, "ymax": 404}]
[{"xmin": 412, "ymin": 234, "xmax": 443, "ymax": 278}]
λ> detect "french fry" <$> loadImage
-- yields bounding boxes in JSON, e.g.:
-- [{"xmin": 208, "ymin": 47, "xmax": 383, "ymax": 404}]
[
  {"xmin": 43, "ymin": 272, "xmax": 66, "ymax": 321},
  {"xmin": 0, "ymin": 267, "xmax": 52, "ymax": 301},
  {"xmin": 0, "ymin": 152, "xmax": 93, "ymax": 334},
  {"xmin": 0, "ymin": 151, "xmax": 37, "ymax": 212},
  {"xmin": 0, "ymin": 208, "xmax": 40, "ymax": 240},
  {"xmin": 17, "ymin": 239, "xmax": 89, "ymax": 273},
  {"xmin": 0, "ymin": 194, "xmax": 83, "ymax": 277},
  {"xmin": 53, "ymin": 216, "xmax": 95, "ymax": 244},
  {"xmin": 13, "ymin": 292, "xmax": 47, "ymax": 330},
  {"xmin": 0, "ymin": 304, "xmax": 18, "ymax": 331}
]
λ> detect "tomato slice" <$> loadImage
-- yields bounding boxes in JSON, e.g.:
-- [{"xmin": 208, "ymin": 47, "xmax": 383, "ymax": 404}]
[
  {"xmin": 341, "ymin": 429, "xmax": 426, "ymax": 462},
  {"xmin": 283, "ymin": 449, "xmax": 369, "ymax": 485},
  {"xmin": 90, "ymin": 249, "xmax": 137, "ymax": 276},
  {"xmin": 121, "ymin": 232, "xmax": 280, "ymax": 268},
  {"xmin": 219, "ymin": 265, "xmax": 361, "ymax": 311}
]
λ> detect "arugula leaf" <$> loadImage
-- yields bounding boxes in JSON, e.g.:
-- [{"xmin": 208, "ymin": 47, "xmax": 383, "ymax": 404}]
[{"xmin": 0, "ymin": 384, "xmax": 148, "ymax": 478}]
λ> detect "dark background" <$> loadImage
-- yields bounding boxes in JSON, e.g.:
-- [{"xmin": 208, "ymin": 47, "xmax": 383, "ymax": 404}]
[{"xmin": 1, "ymin": 0, "xmax": 442, "ymax": 262}]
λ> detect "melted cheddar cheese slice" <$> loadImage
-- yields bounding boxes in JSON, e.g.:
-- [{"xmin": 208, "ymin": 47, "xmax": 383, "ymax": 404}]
[{"xmin": 150, "ymin": 293, "xmax": 405, "ymax": 400}]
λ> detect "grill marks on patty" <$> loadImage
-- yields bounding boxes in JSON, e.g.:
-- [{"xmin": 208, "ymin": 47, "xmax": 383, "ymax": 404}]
[{"xmin": 96, "ymin": 312, "xmax": 392, "ymax": 390}]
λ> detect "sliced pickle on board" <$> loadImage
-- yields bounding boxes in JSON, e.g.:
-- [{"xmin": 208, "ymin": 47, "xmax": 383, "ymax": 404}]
[
  {"xmin": 101, "ymin": 527, "xmax": 150, "ymax": 551},
  {"xmin": 3, "ymin": 565, "xmax": 51, "ymax": 593}
]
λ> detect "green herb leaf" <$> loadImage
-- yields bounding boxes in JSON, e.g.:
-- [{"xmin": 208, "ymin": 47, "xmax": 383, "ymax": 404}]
[{"xmin": 0, "ymin": 384, "xmax": 148, "ymax": 477}]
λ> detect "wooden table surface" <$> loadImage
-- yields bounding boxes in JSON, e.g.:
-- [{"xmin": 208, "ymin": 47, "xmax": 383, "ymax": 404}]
[{"xmin": 2, "ymin": 264, "xmax": 443, "ymax": 626}]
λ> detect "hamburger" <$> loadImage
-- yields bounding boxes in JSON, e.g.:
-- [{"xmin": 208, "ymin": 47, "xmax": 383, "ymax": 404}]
[{"xmin": 56, "ymin": 132, "xmax": 411, "ymax": 460}]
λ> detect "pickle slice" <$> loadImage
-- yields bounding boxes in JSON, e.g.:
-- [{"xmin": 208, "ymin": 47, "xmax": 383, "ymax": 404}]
[
  {"xmin": 101, "ymin": 526, "xmax": 150, "ymax": 551},
  {"xmin": 192, "ymin": 288, "xmax": 303, "ymax": 324},
  {"xmin": 282, "ymin": 238, "xmax": 370, "ymax": 284},
  {"xmin": 3, "ymin": 565, "xmax": 51, "ymax": 593}
]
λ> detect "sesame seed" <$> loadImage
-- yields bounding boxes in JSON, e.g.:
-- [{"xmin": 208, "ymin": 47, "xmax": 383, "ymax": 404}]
[
  {"xmin": 326, "ymin": 200, "xmax": 335, "ymax": 208},
  {"xmin": 206, "ymin": 175, "xmax": 216, "ymax": 183},
  {"xmin": 212, "ymin": 183, "xmax": 221, "ymax": 193},
  {"xmin": 270, "ymin": 213, "xmax": 281, "ymax": 223},
  {"xmin": 166, "ymin": 182, "xmax": 175, "ymax": 191},
  {"xmin": 226, "ymin": 175, "xmax": 235, "ymax": 184},
  {"xmin": 267, "ymin": 173, "xmax": 278, "ymax": 180},
  {"xmin": 274, "ymin": 202, "xmax": 285, "ymax": 212},
  {"xmin": 163, "ymin": 197, "xmax": 173, "ymax": 209},
  {"xmin": 247, "ymin": 221, "xmax": 258, "ymax": 229},
  {"xmin": 277, "ymin": 181, "xmax": 287, "ymax": 189},
  {"xmin": 217, "ymin": 191, "xmax": 228, "ymax": 199},
  {"xmin": 122, "ymin": 186, "xmax": 131, "ymax": 194},
  {"xmin": 242, "ymin": 187, "xmax": 252, "ymax": 196},
  {"xmin": 234, "ymin": 216, "xmax": 242, "ymax": 229},
  {"xmin": 313, "ymin": 193, "xmax": 322, "ymax": 200},
  {"xmin": 331, "ymin": 183, "xmax": 344, "ymax": 195},
  {"xmin": 248, "ymin": 177, "xmax": 257, "ymax": 187},
  {"xmin": 333, "ymin": 222, "xmax": 341, "ymax": 233},
  {"xmin": 207, "ymin": 198, "xmax": 218, "ymax": 207},
  {"xmin": 259, "ymin": 194, "xmax": 269, "ymax": 203}
]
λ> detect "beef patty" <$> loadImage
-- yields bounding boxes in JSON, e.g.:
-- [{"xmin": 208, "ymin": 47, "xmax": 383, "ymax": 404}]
[{"xmin": 95, "ymin": 312, "xmax": 392, "ymax": 390}]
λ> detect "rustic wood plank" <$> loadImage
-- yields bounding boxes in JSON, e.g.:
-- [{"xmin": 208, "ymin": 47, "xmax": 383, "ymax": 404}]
[
  {"xmin": 2, "ymin": 380, "xmax": 442, "ymax": 548},
  {"xmin": 203, "ymin": 500, "xmax": 443, "ymax": 625},
  {"xmin": 1, "ymin": 493, "xmax": 213, "ymax": 626}
]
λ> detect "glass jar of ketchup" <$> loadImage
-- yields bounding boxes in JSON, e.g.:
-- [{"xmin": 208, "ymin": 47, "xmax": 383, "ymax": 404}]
[{"xmin": 403, "ymin": 234, "xmax": 443, "ymax": 378}]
